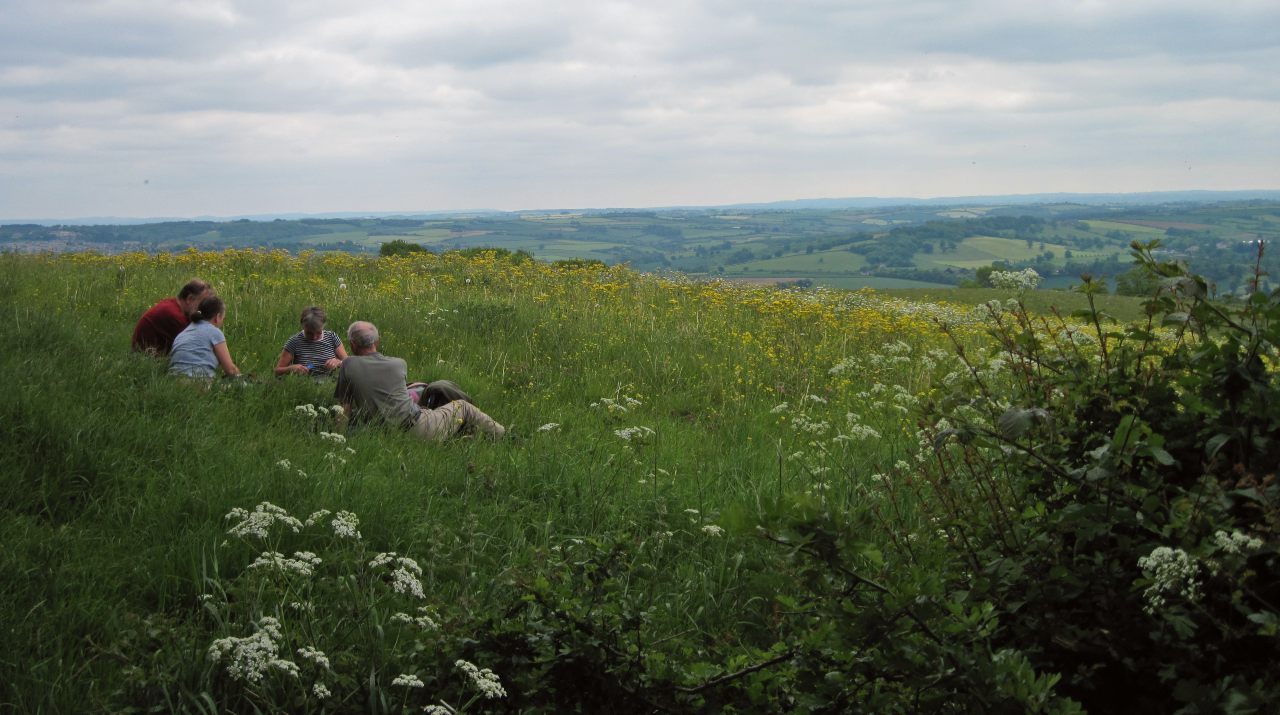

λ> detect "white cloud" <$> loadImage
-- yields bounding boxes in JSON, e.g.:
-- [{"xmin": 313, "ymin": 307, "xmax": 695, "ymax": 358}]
[{"xmin": 0, "ymin": 0, "xmax": 1277, "ymax": 217}]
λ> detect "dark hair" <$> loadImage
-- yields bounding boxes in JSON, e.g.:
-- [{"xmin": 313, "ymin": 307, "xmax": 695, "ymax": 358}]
[
  {"xmin": 300, "ymin": 306, "xmax": 327, "ymax": 333},
  {"xmin": 178, "ymin": 279, "xmax": 211, "ymax": 301},
  {"xmin": 190, "ymin": 295, "xmax": 225, "ymax": 323}
]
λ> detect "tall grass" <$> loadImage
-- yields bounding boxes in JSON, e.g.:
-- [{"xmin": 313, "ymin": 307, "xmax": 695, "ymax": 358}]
[{"xmin": 0, "ymin": 249, "xmax": 992, "ymax": 711}]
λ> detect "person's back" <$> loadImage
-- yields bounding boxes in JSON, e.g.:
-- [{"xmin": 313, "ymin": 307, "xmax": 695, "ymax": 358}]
[
  {"xmin": 168, "ymin": 321, "xmax": 226, "ymax": 378},
  {"xmin": 132, "ymin": 297, "xmax": 187, "ymax": 354},
  {"xmin": 132, "ymin": 279, "xmax": 210, "ymax": 355},
  {"xmin": 336, "ymin": 320, "xmax": 504, "ymax": 441},
  {"xmin": 336, "ymin": 352, "xmax": 419, "ymax": 428},
  {"xmin": 166, "ymin": 295, "xmax": 240, "ymax": 379}
]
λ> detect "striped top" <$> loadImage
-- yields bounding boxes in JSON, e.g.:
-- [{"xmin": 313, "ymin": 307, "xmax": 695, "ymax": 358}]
[{"xmin": 282, "ymin": 330, "xmax": 343, "ymax": 375}]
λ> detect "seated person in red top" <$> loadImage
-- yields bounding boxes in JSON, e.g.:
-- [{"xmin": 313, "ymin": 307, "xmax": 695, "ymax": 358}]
[{"xmin": 131, "ymin": 279, "xmax": 211, "ymax": 355}]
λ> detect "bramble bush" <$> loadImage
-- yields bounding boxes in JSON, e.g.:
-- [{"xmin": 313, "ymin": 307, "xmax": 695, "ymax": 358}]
[{"xmin": 764, "ymin": 240, "xmax": 1278, "ymax": 712}]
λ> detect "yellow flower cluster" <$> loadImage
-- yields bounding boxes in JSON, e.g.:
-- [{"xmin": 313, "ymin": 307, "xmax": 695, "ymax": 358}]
[{"xmin": 47, "ymin": 248, "xmax": 990, "ymax": 402}]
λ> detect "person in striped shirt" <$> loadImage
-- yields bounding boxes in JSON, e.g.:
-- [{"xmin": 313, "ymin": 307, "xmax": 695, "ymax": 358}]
[{"xmin": 274, "ymin": 306, "xmax": 349, "ymax": 377}]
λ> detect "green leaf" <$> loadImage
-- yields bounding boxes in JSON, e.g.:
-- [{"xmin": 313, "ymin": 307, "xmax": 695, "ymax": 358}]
[
  {"xmin": 998, "ymin": 407, "xmax": 1051, "ymax": 440},
  {"xmin": 1205, "ymin": 433, "xmax": 1232, "ymax": 459},
  {"xmin": 1149, "ymin": 448, "xmax": 1175, "ymax": 466}
]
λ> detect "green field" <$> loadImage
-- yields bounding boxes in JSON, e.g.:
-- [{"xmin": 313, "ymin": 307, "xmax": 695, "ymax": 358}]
[
  {"xmin": 741, "ymin": 248, "xmax": 868, "ymax": 273},
  {"xmin": 6, "ymin": 199, "xmax": 1280, "ymax": 297},
  {"xmin": 1082, "ymin": 219, "xmax": 1167, "ymax": 236},
  {"xmin": 2, "ymin": 247, "xmax": 1277, "ymax": 712}
]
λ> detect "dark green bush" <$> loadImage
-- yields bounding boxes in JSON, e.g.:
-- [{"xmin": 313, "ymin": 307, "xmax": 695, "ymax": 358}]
[
  {"xmin": 379, "ymin": 239, "xmax": 432, "ymax": 257},
  {"xmin": 748, "ymin": 240, "xmax": 1279, "ymax": 713}
]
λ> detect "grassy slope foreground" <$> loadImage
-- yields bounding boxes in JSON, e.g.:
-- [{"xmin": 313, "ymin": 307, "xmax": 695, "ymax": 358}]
[
  {"xmin": 0, "ymin": 250, "xmax": 982, "ymax": 712},
  {"xmin": 1, "ymin": 249, "xmax": 1275, "ymax": 713}
]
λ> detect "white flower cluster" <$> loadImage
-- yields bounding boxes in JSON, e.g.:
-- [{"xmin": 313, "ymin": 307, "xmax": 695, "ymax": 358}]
[
  {"xmin": 830, "ymin": 341, "xmax": 922, "ymax": 376},
  {"xmin": 421, "ymin": 705, "xmax": 454, "ymax": 715},
  {"xmin": 1137, "ymin": 546, "xmax": 1202, "ymax": 614},
  {"xmin": 456, "ymin": 659, "xmax": 507, "ymax": 699},
  {"xmin": 390, "ymin": 605, "xmax": 440, "ymax": 630},
  {"xmin": 208, "ymin": 616, "xmax": 299, "ymax": 683},
  {"xmin": 833, "ymin": 423, "xmax": 882, "ymax": 442},
  {"xmin": 275, "ymin": 459, "xmax": 310, "ymax": 478},
  {"xmin": 828, "ymin": 357, "xmax": 857, "ymax": 376},
  {"xmin": 1212, "ymin": 530, "xmax": 1263, "ymax": 555},
  {"xmin": 790, "ymin": 414, "xmax": 830, "ymax": 435},
  {"xmin": 296, "ymin": 403, "xmax": 344, "ymax": 419},
  {"xmin": 536, "ymin": 422, "xmax": 561, "ymax": 433},
  {"xmin": 248, "ymin": 550, "xmax": 322, "ymax": 577},
  {"xmin": 852, "ymin": 381, "xmax": 918, "ymax": 414},
  {"xmin": 701, "ymin": 524, "xmax": 725, "ymax": 537},
  {"xmin": 369, "ymin": 553, "xmax": 426, "ymax": 599},
  {"xmin": 1058, "ymin": 326, "xmax": 1097, "ymax": 347},
  {"xmin": 392, "ymin": 673, "xmax": 425, "ymax": 688},
  {"xmin": 304, "ymin": 509, "xmax": 331, "ymax": 526},
  {"xmin": 312, "ymin": 682, "xmax": 331, "ymax": 699},
  {"xmin": 614, "ymin": 426, "xmax": 655, "ymax": 442},
  {"xmin": 989, "ymin": 268, "xmax": 1042, "ymax": 291},
  {"xmin": 226, "ymin": 502, "xmax": 303, "ymax": 539},
  {"xmin": 331, "ymin": 510, "xmax": 362, "ymax": 539},
  {"xmin": 296, "ymin": 646, "xmax": 331, "ymax": 670},
  {"xmin": 769, "ymin": 402, "xmax": 790, "ymax": 414},
  {"xmin": 319, "ymin": 431, "xmax": 346, "ymax": 445},
  {"xmin": 590, "ymin": 395, "xmax": 643, "ymax": 414}
]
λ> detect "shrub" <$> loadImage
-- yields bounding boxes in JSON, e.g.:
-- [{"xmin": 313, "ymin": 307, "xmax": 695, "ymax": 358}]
[
  {"xmin": 379, "ymin": 239, "xmax": 431, "ymax": 257},
  {"xmin": 767, "ymin": 240, "xmax": 1279, "ymax": 712}
]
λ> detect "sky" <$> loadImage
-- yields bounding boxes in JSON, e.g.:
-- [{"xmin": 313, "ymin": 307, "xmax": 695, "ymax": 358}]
[{"xmin": 2, "ymin": 0, "xmax": 1279, "ymax": 220}]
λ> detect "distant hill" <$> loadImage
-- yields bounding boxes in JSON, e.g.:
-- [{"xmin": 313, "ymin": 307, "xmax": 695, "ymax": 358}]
[
  {"xmin": 5, "ymin": 197, "xmax": 1279, "ymax": 295},
  {"xmin": 724, "ymin": 190, "xmax": 1280, "ymax": 211},
  {"xmin": 5, "ymin": 191, "xmax": 1279, "ymax": 226}
]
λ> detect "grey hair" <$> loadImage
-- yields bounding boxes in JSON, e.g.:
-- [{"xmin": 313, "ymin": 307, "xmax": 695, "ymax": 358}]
[
  {"xmin": 347, "ymin": 321, "xmax": 379, "ymax": 349},
  {"xmin": 300, "ymin": 306, "xmax": 327, "ymax": 333}
]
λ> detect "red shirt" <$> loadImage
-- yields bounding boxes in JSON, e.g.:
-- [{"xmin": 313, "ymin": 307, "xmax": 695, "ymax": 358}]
[{"xmin": 131, "ymin": 297, "xmax": 189, "ymax": 354}]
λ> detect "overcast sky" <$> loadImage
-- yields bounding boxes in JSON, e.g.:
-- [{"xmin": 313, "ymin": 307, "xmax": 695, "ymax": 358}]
[{"xmin": 2, "ymin": 0, "xmax": 1278, "ymax": 219}]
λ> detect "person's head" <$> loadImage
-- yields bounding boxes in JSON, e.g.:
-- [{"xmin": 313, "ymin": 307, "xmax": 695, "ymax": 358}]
[
  {"xmin": 177, "ymin": 279, "xmax": 212, "ymax": 317},
  {"xmin": 300, "ymin": 306, "xmax": 327, "ymax": 339},
  {"xmin": 347, "ymin": 321, "xmax": 379, "ymax": 354},
  {"xmin": 191, "ymin": 295, "xmax": 225, "ymax": 325}
]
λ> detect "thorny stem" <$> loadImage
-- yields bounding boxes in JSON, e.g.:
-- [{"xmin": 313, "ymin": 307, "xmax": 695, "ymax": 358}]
[
  {"xmin": 758, "ymin": 532, "xmax": 951, "ymax": 651},
  {"xmin": 674, "ymin": 649, "xmax": 796, "ymax": 694},
  {"xmin": 1085, "ymin": 289, "xmax": 1112, "ymax": 374}
]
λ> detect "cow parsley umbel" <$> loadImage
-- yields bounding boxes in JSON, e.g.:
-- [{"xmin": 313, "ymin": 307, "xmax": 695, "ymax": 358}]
[
  {"xmin": 208, "ymin": 616, "xmax": 300, "ymax": 684},
  {"xmin": 456, "ymin": 659, "xmax": 507, "ymax": 699}
]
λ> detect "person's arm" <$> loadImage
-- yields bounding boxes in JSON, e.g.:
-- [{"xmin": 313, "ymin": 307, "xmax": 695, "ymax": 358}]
[
  {"xmin": 274, "ymin": 350, "xmax": 308, "ymax": 376},
  {"xmin": 324, "ymin": 339, "xmax": 348, "ymax": 372},
  {"xmin": 213, "ymin": 341, "xmax": 240, "ymax": 377}
]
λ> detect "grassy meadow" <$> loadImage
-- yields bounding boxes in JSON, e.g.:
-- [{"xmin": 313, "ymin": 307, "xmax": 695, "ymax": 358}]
[
  {"xmin": 4, "ymin": 248, "xmax": 1272, "ymax": 713},
  {"xmin": 1, "ymin": 249, "xmax": 993, "ymax": 712}
]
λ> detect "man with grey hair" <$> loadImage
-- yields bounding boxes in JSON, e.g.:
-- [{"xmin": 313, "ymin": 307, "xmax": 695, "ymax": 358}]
[{"xmin": 335, "ymin": 320, "xmax": 505, "ymax": 441}]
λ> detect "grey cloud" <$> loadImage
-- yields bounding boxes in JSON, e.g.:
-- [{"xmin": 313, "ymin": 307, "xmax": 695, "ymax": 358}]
[
  {"xmin": 0, "ymin": 0, "xmax": 246, "ymax": 65},
  {"xmin": 1, "ymin": 0, "xmax": 1277, "ymax": 219}
]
